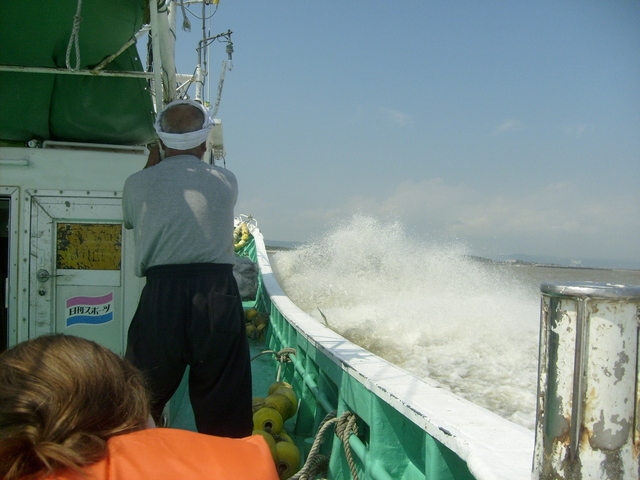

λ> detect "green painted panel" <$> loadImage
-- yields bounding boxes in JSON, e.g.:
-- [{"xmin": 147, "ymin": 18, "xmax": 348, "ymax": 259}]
[
  {"xmin": 333, "ymin": 376, "xmax": 474, "ymax": 480},
  {"xmin": 0, "ymin": 0, "xmax": 155, "ymax": 145}
]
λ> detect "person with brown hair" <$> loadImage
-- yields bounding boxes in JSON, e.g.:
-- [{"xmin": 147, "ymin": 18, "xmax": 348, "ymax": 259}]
[{"xmin": 0, "ymin": 334, "xmax": 279, "ymax": 480}]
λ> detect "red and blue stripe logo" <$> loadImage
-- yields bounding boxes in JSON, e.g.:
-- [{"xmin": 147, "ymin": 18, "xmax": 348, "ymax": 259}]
[{"xmin": 66, "ymin": 293, "xmax": 114, "ymax": 327}]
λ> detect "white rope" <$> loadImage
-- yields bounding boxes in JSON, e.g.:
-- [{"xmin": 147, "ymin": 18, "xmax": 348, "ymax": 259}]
[
  {"xmin": 65, "ymin": 0, "xmax": 83, "ymax": 71},
  {"xmin": 210, "ymin": 59, "xmax": 228, "ymax": 118},
  {"xmin": 179, "ymin": 0, "xmax": 191, "ymax": 31}
]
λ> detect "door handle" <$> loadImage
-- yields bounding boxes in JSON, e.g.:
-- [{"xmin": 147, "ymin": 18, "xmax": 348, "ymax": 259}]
[{"xmin": 36, "ymin": 269, "xmax": 64, "ymax": 283}]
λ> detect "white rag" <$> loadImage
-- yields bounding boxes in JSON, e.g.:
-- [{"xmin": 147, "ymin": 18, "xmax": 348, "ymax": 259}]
[{"xmin": 154, "ymin": 99, "xmax": 214, "ymax": 150}]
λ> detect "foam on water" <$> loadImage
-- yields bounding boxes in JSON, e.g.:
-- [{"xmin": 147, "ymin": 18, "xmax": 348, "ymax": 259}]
[{"xmin": 271, "ymin": 215, "xmax": 540, "ymax": 429}]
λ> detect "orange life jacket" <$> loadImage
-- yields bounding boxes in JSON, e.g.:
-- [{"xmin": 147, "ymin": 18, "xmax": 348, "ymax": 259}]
[{"xmin": 46, "ymin": 428, "xmax": 280, "ymax": 480}]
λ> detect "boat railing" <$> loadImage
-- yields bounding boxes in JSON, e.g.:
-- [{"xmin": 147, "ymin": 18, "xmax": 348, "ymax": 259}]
[{"xmin": 250, "ymin": 225, "xmax": 534, "ymax": 480}]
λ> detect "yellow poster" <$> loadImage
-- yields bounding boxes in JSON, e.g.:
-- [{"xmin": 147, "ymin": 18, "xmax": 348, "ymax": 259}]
[{"xmin": 57, "ymin": 223, "xmax": 122, "ymax": 270}]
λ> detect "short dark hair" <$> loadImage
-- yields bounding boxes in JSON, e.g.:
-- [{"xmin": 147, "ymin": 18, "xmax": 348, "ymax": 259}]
[{"xmin": 160, "ymin": 103, "xmax": 205, "ymax": 134}]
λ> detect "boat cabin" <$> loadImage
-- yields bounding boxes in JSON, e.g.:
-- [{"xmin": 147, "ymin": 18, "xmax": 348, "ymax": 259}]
[
  {"xmin": 0, "ymin": 0, "xmax": 193, "ymax": 354},
  {"xmin": 0, "ymin": 145, "xmax": 149, "ymax": 353}
]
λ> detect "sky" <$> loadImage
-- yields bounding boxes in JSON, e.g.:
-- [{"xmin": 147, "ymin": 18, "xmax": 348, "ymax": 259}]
[{"xmin": 165, "ymin": 1, "xmax": 640, "ymax": 267}]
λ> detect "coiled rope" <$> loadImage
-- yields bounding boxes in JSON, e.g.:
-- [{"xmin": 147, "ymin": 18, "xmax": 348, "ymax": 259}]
[
  {"xmin": 66, "ymin": 0, "xmax": 83, "ymax": 71},
  {"xmin": 291, "ymin": 410, "xmax": 359, "ymax": 480}
]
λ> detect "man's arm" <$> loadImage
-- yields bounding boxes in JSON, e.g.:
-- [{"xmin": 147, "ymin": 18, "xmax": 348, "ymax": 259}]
[
  {"xmin": 144, "ymin": 144, "xmax": 162, "ymax": 168},
  {"xmin": 122, "ymin": 178, "xmax": 134, "ymax": 230}
]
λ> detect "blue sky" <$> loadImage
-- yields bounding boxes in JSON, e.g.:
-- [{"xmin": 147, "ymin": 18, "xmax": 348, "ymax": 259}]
[{"xmin": 167, "ymin": 1, "xmax": 639, "ymax": 265}]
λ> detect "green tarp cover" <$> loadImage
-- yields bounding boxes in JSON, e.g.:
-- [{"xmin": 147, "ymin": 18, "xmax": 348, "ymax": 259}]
[{"xmin": 0, "ymin": 0, "xmax": 156, "ymax": 145}]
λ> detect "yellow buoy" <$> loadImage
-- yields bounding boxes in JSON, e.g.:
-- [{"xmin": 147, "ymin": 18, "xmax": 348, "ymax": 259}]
[
  {"xmin": 246, "ymin": 323, "xmax": 257, "ymax": 338},
  {"xmin": 264, "ymin": 393, "xmax": 295, "ymax": 421},
  {"xmin": 275, "ymin": 431, "xmax": 293, "ymax": 443},
  {"xmin": 253, "ymin": 313, "xmax": 269, "ymax": 327},
  {"xmin": 275, "ymin": 441, "xmax": 301, "ymax": 479},
  {"xmin": 268, "ymin": 381, "xmax": 293, "ymax": 396},
  {"xmin": 252, "ymin": 396, "xmax": 265, "ymax": 413},
  {"xmin": 273, "ymin": 387, "xmax": 298, "ymax": 416},
  {"xmin": 252, "ymin": 429, "xmax": 277, "ymax": 459},
  {"xmin": 253, "ymin": 407, "xmax": 284, "ymax": 435}
]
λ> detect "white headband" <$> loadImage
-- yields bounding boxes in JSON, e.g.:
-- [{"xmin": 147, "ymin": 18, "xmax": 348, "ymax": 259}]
[{"xmin": 154, "ymin": 100, "xmax": 214, "ymax": 150}]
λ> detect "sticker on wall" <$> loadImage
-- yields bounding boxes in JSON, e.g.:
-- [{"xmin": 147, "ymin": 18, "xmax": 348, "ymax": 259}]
[
  {"xmin": 66, "ymin": 293, "xmax": 114, "ymax": 327},
  {"xmin": 57, "ymin": 223, "xmax": 122, "ymax": 270}
]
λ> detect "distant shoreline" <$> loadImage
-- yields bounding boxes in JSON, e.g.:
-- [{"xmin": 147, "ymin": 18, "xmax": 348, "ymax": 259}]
[
  {"xmin": 265, "ymin": 241, "xmax": 640, "ymax": 272},
  {"xmin": 465, "ymin": 255, "xmax": 640, "ymax": 272},
  {"xmin": 497, "ymin": 261, "xmax": 638, "ymax": 273}
]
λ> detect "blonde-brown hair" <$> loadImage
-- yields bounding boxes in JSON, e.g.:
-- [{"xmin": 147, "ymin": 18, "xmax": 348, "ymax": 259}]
[{"xmin": 0, "ymin": 334, "xmax": 150, "ymax": 479}]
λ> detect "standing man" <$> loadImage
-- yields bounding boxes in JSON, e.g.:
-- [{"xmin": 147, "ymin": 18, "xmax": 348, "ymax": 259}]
[{"xmin": 122, "ymin": 99, "xmax": 252, "ymax": 437}]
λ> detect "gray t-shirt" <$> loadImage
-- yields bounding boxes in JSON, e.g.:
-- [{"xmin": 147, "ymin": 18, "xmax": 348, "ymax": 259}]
[{"xmin": 122, "ymin": 154, "xmax": 238, "ymax": 277}]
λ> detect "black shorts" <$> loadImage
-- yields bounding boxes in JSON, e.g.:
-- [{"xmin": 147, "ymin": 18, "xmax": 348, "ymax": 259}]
[{"xmin": 125, "ymin": 263, "xmax": 252, "ymax": 437}]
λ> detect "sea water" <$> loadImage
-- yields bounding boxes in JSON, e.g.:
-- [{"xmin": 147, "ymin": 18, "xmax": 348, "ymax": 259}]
[{"xmin": 269, "ymin": 215, "xmax": 640, "ymax": 430}]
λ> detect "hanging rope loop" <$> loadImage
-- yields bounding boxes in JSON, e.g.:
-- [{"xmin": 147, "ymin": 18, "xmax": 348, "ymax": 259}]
[
  {"xmin": 65, "ymin": 0, "xmax": 83, "ymax": 71},
  {"xmin": 179, "ymin": 0, "xmax": 191, "ymax": 31}
]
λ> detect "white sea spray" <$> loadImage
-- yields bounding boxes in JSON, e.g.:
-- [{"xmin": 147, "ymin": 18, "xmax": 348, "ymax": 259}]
[{"xmin": 271, "ymin": 214, "xmax": 540, "ymax": 429}]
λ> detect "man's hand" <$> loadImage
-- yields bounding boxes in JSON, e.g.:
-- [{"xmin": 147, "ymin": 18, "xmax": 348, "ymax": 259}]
[{"xmin": 144, "ymin": 144, "xmax": 162, "ymax": 168}]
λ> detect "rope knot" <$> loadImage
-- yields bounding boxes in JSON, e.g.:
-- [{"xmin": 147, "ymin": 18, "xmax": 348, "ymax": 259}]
[
  {"xmin": 335, "ymin": 411, "xmax": 358, "ymax": 440},
  {"xmin": 250, "ymin": 348, "xmax": 297, "ymax": 383},
  {"xmin": 274, "ymin": 348, "xmax": 297, "ymax": 364}
]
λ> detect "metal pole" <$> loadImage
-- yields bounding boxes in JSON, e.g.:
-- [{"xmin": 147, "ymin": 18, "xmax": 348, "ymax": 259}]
[
  {"xmin": 148, "ymin": 0, "xmax": 164, "ymax": 113},
  {"xmin": 533, "ymin": 282, "xmax": 640, "ymax": 480}
]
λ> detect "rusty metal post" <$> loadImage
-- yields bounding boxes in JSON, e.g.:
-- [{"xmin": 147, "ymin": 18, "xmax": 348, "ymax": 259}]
[{"xmin": 533, "ymin": 282, "xmax": 640, "ymax": 480}]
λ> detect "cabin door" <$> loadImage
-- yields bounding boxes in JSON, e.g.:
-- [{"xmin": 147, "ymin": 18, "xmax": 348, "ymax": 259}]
[{"xmin": 28, "ymin": 191, "xmax": 140, "ymax": 355}]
